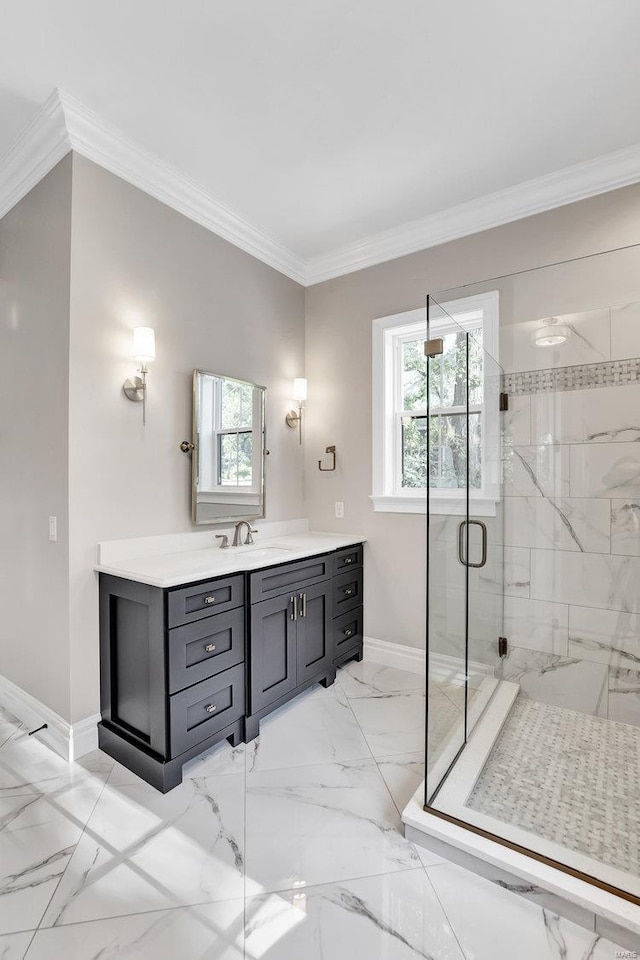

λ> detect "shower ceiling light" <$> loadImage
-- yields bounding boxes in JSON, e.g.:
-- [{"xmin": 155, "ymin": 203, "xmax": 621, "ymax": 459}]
[{"xmin": 534, "ymin": 318, "xmax": 570, "ymax": 347}]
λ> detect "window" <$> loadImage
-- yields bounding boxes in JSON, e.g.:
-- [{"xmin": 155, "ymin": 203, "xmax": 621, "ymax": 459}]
[
  {"xmin": 371, "ymin": 291, "xmax": 499, "ymax": 515},
  {"xmin": 197, "ymin": 376, "xmax": 262, "ymax": 501},
  {"xmin": 216, "ymin": 380, "xmax": 254, "ymax": 487}
]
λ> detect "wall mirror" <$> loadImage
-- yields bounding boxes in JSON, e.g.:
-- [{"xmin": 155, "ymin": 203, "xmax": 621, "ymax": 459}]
[{"xmin": 191, "ymin": 370, "xmax": 266, "ymax": 525}]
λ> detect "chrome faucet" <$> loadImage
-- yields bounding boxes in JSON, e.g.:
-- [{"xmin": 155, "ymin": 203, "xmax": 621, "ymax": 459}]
[{"xmin": 232, "ymin": 520, "xmax": 256, "ymax": 547}]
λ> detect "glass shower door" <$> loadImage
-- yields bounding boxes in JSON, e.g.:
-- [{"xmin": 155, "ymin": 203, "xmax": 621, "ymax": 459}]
[{"xmin": 425, "ymin": 295, "xmax": 504, "ymax": 804}]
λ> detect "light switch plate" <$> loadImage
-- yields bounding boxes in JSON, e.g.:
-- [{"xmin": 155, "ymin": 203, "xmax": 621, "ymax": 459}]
[
  {"xmin": 335, "ymin": 501, "xmax": 344, "ymax": 519},
  {"xmin": 48, "ymin": 516, "xmax": 58, "ymax": 542}
]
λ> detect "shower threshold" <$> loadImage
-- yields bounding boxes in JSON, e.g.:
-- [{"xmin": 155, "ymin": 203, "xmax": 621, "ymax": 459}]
[{"xmin": 403, "ymin": 682, "xmax": 640, "ymax": 948}]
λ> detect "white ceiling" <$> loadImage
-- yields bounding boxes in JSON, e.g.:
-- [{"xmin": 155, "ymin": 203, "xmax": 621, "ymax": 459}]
[{"xmin": 2, "ymin": 0, "xmax": 640, "ymax": 278}]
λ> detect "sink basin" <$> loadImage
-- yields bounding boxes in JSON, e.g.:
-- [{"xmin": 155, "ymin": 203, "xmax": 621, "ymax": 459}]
[{"xmin": 240, "ymin": 546, "xmax": 294, "ymax": 560}]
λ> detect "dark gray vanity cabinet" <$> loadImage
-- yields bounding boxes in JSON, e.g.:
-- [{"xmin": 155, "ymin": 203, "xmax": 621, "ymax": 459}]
[
  {"xmin": 98, "ymin": 572, "xmax": 246, "ymax": 793},
  {"xmin": 245, "ymin": 555, "xmax": 335, "ymax": 737},
  {"xmin": 332, "ymin": 543, "xmax": 364, "ymax": 667},
  {"xmin": 248, "ymin": 592, "xmax": 298, "ymax": 713},
  {"xmin": 98, "ymin": 543, "xmax": 363, "ymax": 792}
]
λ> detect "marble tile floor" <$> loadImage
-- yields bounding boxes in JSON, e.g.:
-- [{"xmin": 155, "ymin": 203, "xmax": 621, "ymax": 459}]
[
  {"xmin": 468, "ymin": 697, "xmax": 640, "ymax": 878},
  {"xmin": 0, "ymin": 676, "xmax": 628, "ymax": 958}
]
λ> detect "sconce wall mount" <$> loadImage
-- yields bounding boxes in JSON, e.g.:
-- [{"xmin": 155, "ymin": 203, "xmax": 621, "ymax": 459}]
[
  {"xmin": 123, "ymin": 326, "xmax": 156, "ymax": 425},
  {"xmin": 285, "ymin": 377, "xmax": 307, "ymax": 444}
]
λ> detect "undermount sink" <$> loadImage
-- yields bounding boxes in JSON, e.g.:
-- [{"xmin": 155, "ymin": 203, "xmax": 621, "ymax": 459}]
[{"xmin": 239, "ymin": 545, "xmax": 294, "ymax": 560}]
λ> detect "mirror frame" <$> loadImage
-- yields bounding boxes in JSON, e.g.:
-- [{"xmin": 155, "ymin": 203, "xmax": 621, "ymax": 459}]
[{"xmin": 191, "ymin": 369, "xmax": 267, "ymax": 526}]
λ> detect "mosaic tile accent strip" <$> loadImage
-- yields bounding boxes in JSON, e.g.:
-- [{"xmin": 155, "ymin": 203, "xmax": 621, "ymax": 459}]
[
  {"xmin": 466, "ymin": 698, "xmax": 640, "ymax": 876},
  {"xmin": 503, "ymin": 357, "xmax": 640, "ymax": 396}
]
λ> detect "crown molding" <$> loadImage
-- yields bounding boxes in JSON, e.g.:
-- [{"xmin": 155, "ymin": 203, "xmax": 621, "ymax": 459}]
[
  {"xmin": 57, "ymin": 90, "xmax": 308, "ymax": 284},
  {"xmin": 304, "ymin": 143, "xmax": 640, "ymax": 284},
  {"xmin": 3, "ymin": 90, "xmax": 640, "ymax": 287},
  {"xmin": 0, "ymin": 90, "xmax": 71, "ymax": 221},
  {"xmin": 0, "ymin": 88, "xmax": 307, "ymax": 284}
]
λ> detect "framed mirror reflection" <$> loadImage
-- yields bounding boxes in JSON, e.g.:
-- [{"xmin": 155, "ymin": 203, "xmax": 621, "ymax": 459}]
[{"xmin": 191, "ymin": 370, "xmax": 266, "ymax": 525}]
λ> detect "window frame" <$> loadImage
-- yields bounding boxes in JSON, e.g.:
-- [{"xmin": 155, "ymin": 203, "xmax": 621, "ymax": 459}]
[
  {"xmin": 198, "ymin": 377, "xmax": 262, "ymax": 499},
  {"xmin": 371, "ymin": 291, "xmax": 500, "ymax": 516}
]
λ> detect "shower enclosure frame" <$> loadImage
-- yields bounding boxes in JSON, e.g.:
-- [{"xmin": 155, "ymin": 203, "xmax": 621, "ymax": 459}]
[{"xmin": 421, "ymin": 247, "xmax": 640, "ymax": 911}]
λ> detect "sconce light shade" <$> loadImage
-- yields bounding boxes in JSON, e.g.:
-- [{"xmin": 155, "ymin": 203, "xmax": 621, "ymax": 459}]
[
  {"xmin": 292, "ymin": 377, "xmax": 307, "ymax": 403},
  {"xmin": 124, "ymin": 326, "xmax": 156, "ymax": 426},
  {"xmin": 132, "ymin": 326, "xmax": 156, "ymax": 364},
  {"xmin": 286, "ymin": 377, "xmax": 307, "ymax": 444}
]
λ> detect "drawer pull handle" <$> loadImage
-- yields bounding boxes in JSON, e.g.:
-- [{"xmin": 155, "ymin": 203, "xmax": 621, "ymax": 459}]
[
  {"xmin": 206, "ymin": 704, "xmax": 217, "ymax": 713},
  {"xmin": 299, "ymin": 592, "xmax": 307, "ymax": 618},
  {"xmin": 204, "ymin": 643, "xmax": 216, "ymax": 652},
  {"xmin": 290, "ymin": 595, "xmax": 298, "ymax": 621},
  {"xmin": 344, "ymin": 558, "xmax": 353, "ymax": 564},
  {"xmin": 344, "ymin": 628, "xmax": 353, "ymax": 638},
  {"xmin": 344, "ymin": 588, "xmax": 353, "ymax": 596},
  {"xmin": 203, "ymin": 596, "xmax": 216, "ymax": 605}
]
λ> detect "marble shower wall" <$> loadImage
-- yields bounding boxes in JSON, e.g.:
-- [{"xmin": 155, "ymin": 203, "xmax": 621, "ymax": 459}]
[{"xmin": 500, "ymin": 300, "xmax": 640, "ymax": 725}]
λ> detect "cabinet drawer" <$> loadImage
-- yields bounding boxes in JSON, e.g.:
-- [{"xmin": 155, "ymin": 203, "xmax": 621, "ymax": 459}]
[
  {"xmin": 168, "ymin": 607, "xmax": 245, "ymax": 694},
  {"xmin": 333, "ymin": 568, "xmax": 364, "ymax": 617},
  {"xmin": 333, "ymin": 607, "xmax": 363, "ymax": 656},
  {"xmin": 249, "ymin": 554, "xmax": 331, "ymax": 602},
  {"xmin": 169, "ymin": 664, "xmax": 244, "ymax": 756},
  {"xmin": 334, "ymin": 544, "xmax": 363, "ymax": 572},
  {"xmin": 167, "ymin": 574, "xmax": 244, "ymax": 628}
]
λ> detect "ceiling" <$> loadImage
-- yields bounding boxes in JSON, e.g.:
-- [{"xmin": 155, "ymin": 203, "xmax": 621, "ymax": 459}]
[{"xmin": 2, "ymin": 0, "xmax": 640, "ymax": 280}]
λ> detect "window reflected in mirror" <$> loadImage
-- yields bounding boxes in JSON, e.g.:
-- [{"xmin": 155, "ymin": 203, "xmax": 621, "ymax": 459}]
[{"xmin": 192, "ymin": 370, "xmax": 266, "ymax": 525}]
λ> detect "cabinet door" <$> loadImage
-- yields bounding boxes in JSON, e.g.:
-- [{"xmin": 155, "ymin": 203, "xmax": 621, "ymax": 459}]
[
  {"xmin": 250, "ymin": 593, "xmax": 297, "ymax": 713},
  {"xmin": 296, "ymin": 580, "xmax": 332, "ymax": 685}
]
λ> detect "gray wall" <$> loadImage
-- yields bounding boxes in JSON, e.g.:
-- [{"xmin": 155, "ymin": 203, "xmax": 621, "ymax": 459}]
[
  {"xmin": 5, "ymin": 152, "xmax": 640, "ymax": 724},
  {"xmin": 0, "ymin": 157, "xmax": 72, "ymax": 718},
  {"xmin": 67, "ymin": 155, "xmax": 305, "ymax": 722},
  {"xmin": 304, "ymin": 183, "xmax": 640, "ymax": 652}
]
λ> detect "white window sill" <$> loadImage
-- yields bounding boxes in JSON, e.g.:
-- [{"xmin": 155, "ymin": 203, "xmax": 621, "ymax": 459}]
[{"xmin": 370, "ymin": 495, "xmax": 498, "ymax": 517}]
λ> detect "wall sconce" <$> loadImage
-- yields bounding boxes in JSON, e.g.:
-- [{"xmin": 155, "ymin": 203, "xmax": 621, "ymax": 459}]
[
  {"xmin": 123, "ymin": 326, "xmax": 156, "ymax": 424},
  {"xmin": 285, "ymin": 377, "xmax": 307, "ymax": 444},
  {"xmin": 534, "ymin": 317, "xmax": 570, "ymax": 347}
]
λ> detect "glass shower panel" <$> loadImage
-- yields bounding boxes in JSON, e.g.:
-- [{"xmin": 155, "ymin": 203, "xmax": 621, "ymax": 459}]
[
  {"xmin": 420, "ymin": 246, "xmax": 640, "ymax": 901},
  {"xmin": 465, "ymin": 331, "xmax": 504, "ymax": 736},
  {"xmin": 425, "ymin": 297, "xmax": 470, "ymax": 803}
]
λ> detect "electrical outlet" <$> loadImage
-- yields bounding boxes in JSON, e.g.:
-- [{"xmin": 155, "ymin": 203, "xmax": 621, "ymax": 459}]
[
  {"xmin": 335, "ymin": 501, "xmax": 344, "ymax": 519},
  {"xmin": 48, "ymin": 516, "xmax": 58, "ymax": 542}
]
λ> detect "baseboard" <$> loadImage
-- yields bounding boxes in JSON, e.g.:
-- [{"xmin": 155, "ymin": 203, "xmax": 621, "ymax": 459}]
[
  {"xmin": 363, "ymin": 636, "xmax": 424, "ymax": 674},
  {"xmin": 0, "ymin": 673, "xmax": 99, "ymax": 762},
  {"xmin": 364, "ymin": 636, "xmax": 492, "ymax": 683}
]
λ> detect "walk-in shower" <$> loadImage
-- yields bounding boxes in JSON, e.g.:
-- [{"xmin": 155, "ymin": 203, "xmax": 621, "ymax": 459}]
[{"xmin": 419, "ymin": 244, "xmax": 640, "ymax": 907}]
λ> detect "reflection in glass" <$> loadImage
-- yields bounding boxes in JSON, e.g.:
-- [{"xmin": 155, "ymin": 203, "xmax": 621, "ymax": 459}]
[{"xmin": 192, "ymin": 370, "xmax": 266, "ymax": 525}]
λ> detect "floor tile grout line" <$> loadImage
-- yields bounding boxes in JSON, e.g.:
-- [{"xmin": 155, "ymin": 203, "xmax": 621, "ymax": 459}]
[
  {"xmin": 10, "ymin": 868, "xmax": 428, "ymax": 938},
  {"xmin": 330, "ymin": 667, "xmax": 427, "ymax": 863},
  {"xmin": 6, "ymin": 664, "xmax": 426, "ymax": 947},
  {"xmin": 31, "ymin": 767, "xmax": 113, "ymax": 935},
  {"xmin": 21, "ymin": 900, "xmax": 248, "ymax": 957},
  {"xmin": 420, "ymin": 863, "xmax": 471, "ymax": 960},
  {"xmin": 334, "ymin": 678, "xmax": 379, "ymax": 766},
  {"xmin": 48, "ymin": 772, "xmax": 251, "ymax": 923},
  {"xmin": 18, "ymin": 928, "xmax": 38, "ymax": 960},
  {"xmin": 20, "ymin": 895, "xmax": 249, "ymax": 934},
  {"xmin": 243, "ymin": 865, "xmax": 427, "ymax": 905}
]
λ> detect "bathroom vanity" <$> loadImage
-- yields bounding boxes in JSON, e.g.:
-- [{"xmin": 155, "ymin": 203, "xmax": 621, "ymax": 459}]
[{"xmin": 96, "ymin": 532, "xmax": 364, "ymax": 791}]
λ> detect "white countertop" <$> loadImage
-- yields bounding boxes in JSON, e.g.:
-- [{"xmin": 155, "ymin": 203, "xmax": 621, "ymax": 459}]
[{"xmin": 95, "ymin": 531, "xmax": 366, "ymax": 588}]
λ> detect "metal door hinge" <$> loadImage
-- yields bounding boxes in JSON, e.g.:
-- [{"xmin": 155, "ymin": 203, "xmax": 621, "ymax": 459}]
[
  {"xmin": 499, "ymin": 392, "xmax": 509, "ymax": 412},
  {"xmin": 424, "ymin": 338, "xmax": 444, "ymax": 357},
  {"xmin": 498, "ymin": 636, "xmax": 508, "ymax": 658}
]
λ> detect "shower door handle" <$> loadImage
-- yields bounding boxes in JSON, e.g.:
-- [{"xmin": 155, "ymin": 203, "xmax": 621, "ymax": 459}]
[{"xmin": 458, "ymin": 520, "xmax": 488, "ymax": 568}]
